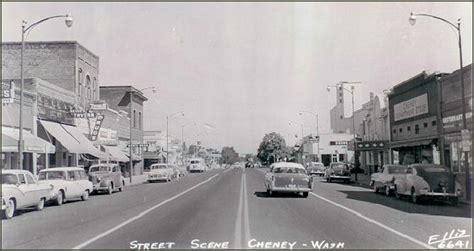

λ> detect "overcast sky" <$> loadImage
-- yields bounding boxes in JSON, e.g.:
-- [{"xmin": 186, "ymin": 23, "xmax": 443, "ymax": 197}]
[{"xmin": 2, "ymin": 2, "xmax": 472, "ymax": 154}]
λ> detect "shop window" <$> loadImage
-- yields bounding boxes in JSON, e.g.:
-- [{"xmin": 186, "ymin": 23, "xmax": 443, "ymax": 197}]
[
  {"xmin": 332, "ymin": 154, "xmax": 338, "ymax": 163},
  {"xmin": 432, "ymin": 120, "xmax": 437, "ymax": 126},
  {"xmin": 339, "ymin": 154, "xmax": 345, "ymax": 162},
  {"xmin": 415, "ymin": 124, "xmax": 419, "ymax": 134},
  {"xmin": 423, "ymin": 122, "xmax": 428, "ymax": 128}
]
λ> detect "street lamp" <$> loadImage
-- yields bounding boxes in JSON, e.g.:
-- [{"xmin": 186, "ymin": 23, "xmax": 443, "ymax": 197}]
[
  {"xmin": 299, "ymin": 110, "xmax": 320, "ymax": 161},
  {"xmin": 129, "ymin": 86, "xmax": 156, "ymax": 183},
  {"xmin": 327, "ymin": 81, "xmax": 361, "ymax": 181},
  {"xmin": 18, "ymin": 14, "xmax": 73, "ymax": 170},
  {"xmin": 166, "ymin": 111, "xmax": 184, "ymax": 164},
  {"xmin": 409, "ymin": 12, "xmax": 470, "ymax": 200}
]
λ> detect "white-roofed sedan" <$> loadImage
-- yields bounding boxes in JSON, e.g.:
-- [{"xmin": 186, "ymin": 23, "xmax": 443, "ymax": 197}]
[
  {"xmin": 264, "ymin": 162, "xmax": 313, "ymax": 198},
  {"xmin": 2, "ymin": 169, "xmax": 52, "ymax": 219},
  {"xmin": 38, "ymin": 167, "xmax": 93, "ymax": 206}
]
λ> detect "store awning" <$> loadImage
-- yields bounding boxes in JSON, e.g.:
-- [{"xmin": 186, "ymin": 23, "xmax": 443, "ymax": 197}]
[
  {"xmin": 39, "ymin": 120, "xmax": 107, "ymax": 159},
  {"xmin": 2, "ymin": 127, "xmax": 55, "ymax": 153},
  {"xmin": 390, "ymin": 138, "xmax": 436, "ymax": 149},
  {"xmin": 103, "ymin": 145, "xmax": 129, "ymax": 162},
  {"xmin": 125, "ymin": 151, "xmax": 142, "ymax": 162}
]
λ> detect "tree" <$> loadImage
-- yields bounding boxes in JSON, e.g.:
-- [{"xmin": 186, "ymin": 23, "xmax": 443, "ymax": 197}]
[
  {"xmin": 257, "ymin": 132, "xmax": 291, "ymax": 164},
  {"xmin": 221, "ymin": 146, "xmax": 239, "ymax": 164}
]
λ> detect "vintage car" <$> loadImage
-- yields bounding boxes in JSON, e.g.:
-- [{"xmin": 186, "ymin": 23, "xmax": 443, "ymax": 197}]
[
  {"xmin": 146, "ymin": 164, "xmax": 175, "ymax": 182},
  {"xmin": 370, "ymin": 165, "xmax": 408, "ymax": 196},
  {"xmin": 394, "ymin": 164, "xmax": 462, "ymax": 204},
  {"xmin": 264, "ymin": 162, "xmax": 312, "ymax": 197},
  {"xmin": 307, "ymin": 162, "xmax": 326, "ymax": 176},
  {"xmin": 38, "ymin": 167, "xmax": 93, "ymax": 205},
  {"xmin": 325, "ymin": 162, "xmax": 351, "ymax": 183},
  {"xmin": 2, "ymin": 169, "xmax": 52, "ymax": 219},
  {"xmin": 88, "ymin": 164, "xmax": 124, "ymax": 194},
  {"xmin": 188, "ymin": 158, "xmax": 207, "ymax": 173}
]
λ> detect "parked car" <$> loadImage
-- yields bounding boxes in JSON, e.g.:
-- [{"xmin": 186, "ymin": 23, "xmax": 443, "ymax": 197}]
[
  {"xmin": 393, "ymin": 164, "xmax": 462, "ymax": 204},
  {"xmin": 146, "ymin": 164, "xmax": 175, "ymax": 182},
  {"xmin": 370, "ymin": 165, "xmax": 408, "ymax": 196},
  {"xmin": 264, "ymin": 162, "xmax": 312, "ymax": 197},
  {"xmin": 88, "ymin": 163, "xmax": 124, "ymax": 194},
  {"xmin": 188, "ymin": 158, "xmax": 207, "ymax": 173},
  {"xmin": 307, "ymin": 162, "xmax": 326, "ymax": 176},
  {"xmin": 2, "ymin": 170, "xmax": 52, "ymax": 219},
  {"xmin": 325, "ymin": 162, "xmax": 351, "ymax": 183},
  {"xmin": 38, "ymin": 167, "xmax": 93, "ymax": 205}
]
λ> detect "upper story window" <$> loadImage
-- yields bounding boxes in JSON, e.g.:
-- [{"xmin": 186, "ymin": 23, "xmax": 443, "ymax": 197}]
[
  {"xmin": 86, "ymin": 75, "xmax": 91, "ymax": 101},
  {"xmin": 78, "ymin": 68, "xmax": 83, "ymax": 97},
  {"xmin": 78, "ymin": 68, "xmax": 83, "ymax": 83},
  {"xmin": 139, "ymin": 112, "xmax": 142, "ymax": 130},
  {"xmin": 415, "ymin": 124, "xmax": 420, "ymax": 134},
  {"xmin": 133, "ymin": 110, "xmax": 137, "ymax": 128},
  {"xmin": 93, "ymin": 77, "xmax": 97, "ymax": 100}
]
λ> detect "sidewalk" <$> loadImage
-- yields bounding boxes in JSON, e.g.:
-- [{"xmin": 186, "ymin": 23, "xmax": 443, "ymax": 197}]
[
  {"xmin": 351, "ymin": 173, "xmax": 372, "ymax": 188},
  {"xmin": 123, "ymin": 174, "xmax": 148, "ymax": 187}
]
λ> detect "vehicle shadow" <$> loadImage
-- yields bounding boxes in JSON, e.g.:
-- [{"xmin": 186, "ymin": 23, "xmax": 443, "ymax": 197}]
[
  {"xmin": 254, "ymin": 191, "xmax": 306, "ymax": 199},
  {"xmin": 338, "ymin": 190, "xmax": 471, "ymax": 218}
]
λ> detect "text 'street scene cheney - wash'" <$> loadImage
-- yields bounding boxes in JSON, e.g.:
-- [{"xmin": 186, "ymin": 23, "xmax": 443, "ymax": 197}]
[{"xmin": 1, "ymin": 1, "xmax": 472, "ymax": 250}]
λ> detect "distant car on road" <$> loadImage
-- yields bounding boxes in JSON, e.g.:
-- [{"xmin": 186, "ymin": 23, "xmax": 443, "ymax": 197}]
[
  {"xmin": 38, "ymin": 167, "xmax": 93, "ymax": 205},
  {"xmin": 245, "ymin": 162, "xmax": 254, "ymax": 168},
  {"xmin": 88, "ymin": 164, "xmax": 124, "ymax": 194},
  {"xmin": 264, "ymin": 162, "xmax": 312, "ymax": 197},
  {"xmin": 146, "ymin": 164, "xmax": 175, "ymax": 182},
  {"xmin": 188, "ymin": 158, "xmax": 207, "ymax": 173},
  {"xmin": 394, "ymin": 164, "xmax": 462, "ymax": 205},
  {"xmin": 325, "ymin": 162, "xmax": 351, "ymax": 183},
  {"xmin": 370, "ymin": 165, "xmax": 408, "ymax": 196},
  {"xmin": 2, "ymin": 170, "xmax": 52, "ymax": 219},
  {"xmin": 307, "ymin": 162, "xmax": 326, "ymax": 176}
]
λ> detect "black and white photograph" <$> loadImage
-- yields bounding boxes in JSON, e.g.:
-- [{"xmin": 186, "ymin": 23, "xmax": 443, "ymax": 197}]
[{"xmin": 1, "ymin": 1, "xmax": 472, "ymax": 250}]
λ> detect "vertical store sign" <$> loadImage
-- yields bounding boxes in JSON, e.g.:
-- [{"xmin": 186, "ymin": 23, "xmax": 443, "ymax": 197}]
[
  {"xmin": 91, "ymin": 114, "xmax": 105, "ymax": 141},
  {"xmin": 2, "ymin": 81, "xmax": 15, "ymax": 104}
]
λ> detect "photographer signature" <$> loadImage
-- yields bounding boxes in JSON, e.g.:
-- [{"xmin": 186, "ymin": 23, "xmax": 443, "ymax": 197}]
[{"xmin": 428, "ymin": 229, "xmax": 470, "ymax": 249}]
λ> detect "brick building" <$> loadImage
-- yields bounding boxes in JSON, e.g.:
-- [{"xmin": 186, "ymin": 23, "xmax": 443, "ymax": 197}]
[
  {"xmin": 2, "ymin": 41, "xmax": 100, "ymax": 110},
  {"xmin": 100, "ymin": 86, "xmax": 148, "ymax": 175}
]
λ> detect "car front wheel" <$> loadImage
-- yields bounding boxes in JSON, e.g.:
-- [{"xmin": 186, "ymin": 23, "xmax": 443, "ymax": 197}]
[
  {"xmin": 107, "ymin": 184, "xmax": 113, "ymax": 195},
  {"xmin": 410, "ymin": 188, "xmax": 418, "ymax": 203},
  {"xmin": 302, "ymin": 192, "xmax": 309, "ymax": 198},
  {"xmin": 2, "ymin": 199, "xmax": 15, "ymax": 219},
  {"xmin": 81, "ymin": 190, "xmax": 89, "ymax": 201},
  {"xmin": 36, "ymin": 198, "xmax": 45, "ymax": 211},
  {"xmin": 385, "ymin": 186, "xmax": 391, "ymax": 196},
  {"xmin": 56, "ymin": 191, "xmax": 64, "ymax": 206}
]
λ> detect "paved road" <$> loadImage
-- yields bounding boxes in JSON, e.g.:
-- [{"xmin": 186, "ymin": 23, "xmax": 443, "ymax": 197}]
[{"xmin": 2, "ymin": 168, "xmax": 471, "ymax": 249}]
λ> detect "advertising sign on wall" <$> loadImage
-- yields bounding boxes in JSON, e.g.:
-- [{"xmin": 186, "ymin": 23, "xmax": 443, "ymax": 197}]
[
  {"xmin": 394, "ymin": 93, "xmax": 428, "ymax": 121},
  {"xmin": 2, "ymin": 81, "xmax": 15, "ymax": 104},
  {"xmin": 37, "ymin": 93, "xmax": 75, "ymax": 125}
]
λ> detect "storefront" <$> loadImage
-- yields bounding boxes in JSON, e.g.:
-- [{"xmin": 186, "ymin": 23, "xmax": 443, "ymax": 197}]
[
  {"xmin": 357, "ymin": 140, "xmax": 389, "ymax": 174},
  {"xmin": 439, "ymin": 64, "xmax": 472, "ymax": 199}
]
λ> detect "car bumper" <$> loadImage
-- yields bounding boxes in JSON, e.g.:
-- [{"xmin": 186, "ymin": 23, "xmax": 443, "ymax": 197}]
[
  {"xmin": 2, "ymin": 197, "xmax": 6, "ymax": 210},
  {"xmin": 419, "ymin": 190, "xmax": 458, "ymax": 198},
  {"xmin": 271, "ymin": 187, "xmax": 312, "ymax": 193},
  {"xmin": 329, "ymin": 175, "xmax": 351, "ymax": 179}
]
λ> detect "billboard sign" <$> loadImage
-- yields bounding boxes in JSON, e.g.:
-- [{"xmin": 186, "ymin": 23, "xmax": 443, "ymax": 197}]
[{"xmin": 394, "ymin": 93, "xmax": 428, "ymax": 121}]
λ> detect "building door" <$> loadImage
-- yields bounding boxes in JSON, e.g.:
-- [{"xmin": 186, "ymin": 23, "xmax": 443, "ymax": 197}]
[{"xmin": 321, "ymin": 154, "xmax": 331, "ymax": 167}]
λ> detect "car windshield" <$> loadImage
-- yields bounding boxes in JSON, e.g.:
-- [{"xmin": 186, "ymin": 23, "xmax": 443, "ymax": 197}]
[
  {"xmin": 38, "ymin": 171, "xmax": 66, "ymax": 180},
  {"xmin": 89, "ymin": 166, "xmax": 111, "ymax": 173},
  {"xmin": 273, "ymin": 167, "xmax": 306, "ymax": 174},
  {"xmin": 388, "ymin": 166, "xmax": 407, "ymax": 174},
  {"xmin": 152, "ymin": 165, "xmax": 168, "ymax": 169},
  {"xmin": 422, "ymin": 167, "xmax": 449, "ymax": 173},
  {"xmin": 1, "ymin": 174, "xmax": 18, "ymax": 185},
  {"xmin": 331, "ymin": 164, "xmax": 347, "ymax": 170}
]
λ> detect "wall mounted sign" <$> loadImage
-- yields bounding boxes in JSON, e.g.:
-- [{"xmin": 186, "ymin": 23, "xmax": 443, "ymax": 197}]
[
  {"xmin": 2, "ymin": 81, "xmax": 15, "ymax": 104},
  {"xmin": 394, "ymin": 93, "xmax": 428, "ymax": 121}
]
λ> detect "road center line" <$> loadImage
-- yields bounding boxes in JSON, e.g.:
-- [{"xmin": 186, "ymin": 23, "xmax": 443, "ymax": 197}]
[
  {"xmin": 73, "ymin": 173, "xmax": 220, "ymax": 249},
  {"xmin": 309, "ymin": 192, "xmax": 434, "ymax": 249},
  {"xmin": 233, "ymin": 172, "xmax": 244, "ymax": 249},
  {"xmin": 242, "ymin": 173, "xmax": 251, "ymax": 245}
]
